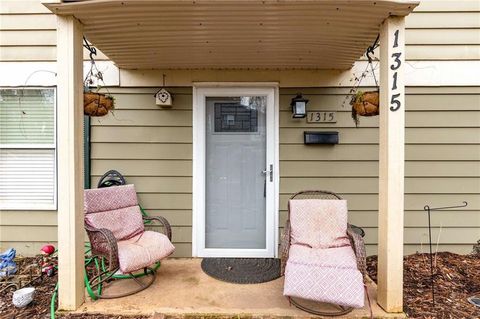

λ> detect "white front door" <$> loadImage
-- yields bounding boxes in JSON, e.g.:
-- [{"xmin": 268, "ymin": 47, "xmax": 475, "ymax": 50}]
[{"xmin": 193, "ymin": 86, "xmax": 277, "ymax": 257}]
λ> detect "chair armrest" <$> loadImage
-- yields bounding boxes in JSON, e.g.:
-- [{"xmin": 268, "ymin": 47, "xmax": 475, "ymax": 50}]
[
  {"xmin": 143, "ymin": 216, "xmax": 172, "ymax": 241},
  {"xmin": 279, "ymin": 221, "xmax": 291, "ymax": 276},
  {"xmin": 347, "ymin": 225, "xmax": 367, "ymax": 280},
  {"xmin": 85, "ymin": 224, "xmax": 119, "ymax": 270}
]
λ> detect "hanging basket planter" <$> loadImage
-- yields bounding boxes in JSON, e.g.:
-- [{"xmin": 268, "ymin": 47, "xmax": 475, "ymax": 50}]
[
  {"xmin": 351, "ymin": 91, "xmax": 379, "ymax": 116},
  {"xmin": 349, "ymin": 90, "xmax": 379, "ymax": 127},
  {"xmin": 83, "ymin": 92, "xmax": 114, "ymax": 117}
]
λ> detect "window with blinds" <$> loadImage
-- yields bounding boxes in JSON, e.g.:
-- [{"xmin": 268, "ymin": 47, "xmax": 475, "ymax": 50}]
[{"xmin": 0, "ymin": 88, "xmax": 56, "ymax": 210}]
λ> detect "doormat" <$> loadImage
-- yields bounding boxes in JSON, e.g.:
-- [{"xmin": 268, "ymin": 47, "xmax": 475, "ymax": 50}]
[{"xmin": 201, "ymin": 258, "xmax": 281, "ymax": 284}]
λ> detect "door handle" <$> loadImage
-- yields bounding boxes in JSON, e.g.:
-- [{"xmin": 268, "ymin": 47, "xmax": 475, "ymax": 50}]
[{"xmin": 261, "ymin": 164, "xmax": 274, "ymax": 182}]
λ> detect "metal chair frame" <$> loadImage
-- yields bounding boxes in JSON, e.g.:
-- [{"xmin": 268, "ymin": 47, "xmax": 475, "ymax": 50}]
[{"xmin": 85, "ymin": 215, "xmax": 172, "ymax": 299}]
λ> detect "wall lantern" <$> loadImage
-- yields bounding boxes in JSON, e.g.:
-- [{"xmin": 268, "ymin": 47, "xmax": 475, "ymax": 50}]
[{"xmin": 291, "ymin": 93, "xmax": 309, "ymax": 118}]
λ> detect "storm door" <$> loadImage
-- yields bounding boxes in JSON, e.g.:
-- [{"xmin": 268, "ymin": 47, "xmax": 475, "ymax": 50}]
[{"xmin": 194, "ymin": 86, "xmax": 276, "ymax": 257}]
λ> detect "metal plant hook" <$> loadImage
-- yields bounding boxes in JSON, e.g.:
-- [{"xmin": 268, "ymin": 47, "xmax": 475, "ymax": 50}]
[
  {"xmin": 423, "ymin": 201, "xmax": 468, "ymax": 309},
  {"xmin": 365, "ymin": 34, "xmax": 380, "ymax": 87},
  {"xmin": 83, "ymin": 36, "xmax": 97, "ymax": 61},
  {"xmin": 366, "ymin": 34, "xmax": 379, "ymax": 64},
  {"xmin": 82, "ymin": 36, "xmax": 108, "ymax": 92}
]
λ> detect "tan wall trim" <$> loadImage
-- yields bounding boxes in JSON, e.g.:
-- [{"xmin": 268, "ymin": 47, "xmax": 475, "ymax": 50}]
[{"xmin": 118, "ymin": 61, "xmax": 480, "ymax": 87}]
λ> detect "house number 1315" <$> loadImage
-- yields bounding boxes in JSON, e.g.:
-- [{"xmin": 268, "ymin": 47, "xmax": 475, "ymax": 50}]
[{"xmin": 390, "ymin": 29, "xmax": 402, "ymax": 112}]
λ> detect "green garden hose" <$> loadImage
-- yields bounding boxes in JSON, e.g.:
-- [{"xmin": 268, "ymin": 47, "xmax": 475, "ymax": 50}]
[{"xmin": 50, "ymin": 283, "xmax": 58, "ymax": 319}]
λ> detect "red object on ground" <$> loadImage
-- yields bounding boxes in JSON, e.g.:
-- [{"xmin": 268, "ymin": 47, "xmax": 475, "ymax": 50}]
[{"xmin": 40, "ymin": 244, "xmax": 55, "ymax": 256}]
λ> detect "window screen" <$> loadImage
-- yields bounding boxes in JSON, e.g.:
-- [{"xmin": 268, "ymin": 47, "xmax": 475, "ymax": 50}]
[{"xmin": 0, "ymin": 88, "xmax": 56, "ymax": 210}]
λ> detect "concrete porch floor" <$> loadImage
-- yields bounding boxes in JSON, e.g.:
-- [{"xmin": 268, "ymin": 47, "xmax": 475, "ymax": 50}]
[{"xmin": 76, "ymin": 258, "xmax": 405, "ymax": 318}]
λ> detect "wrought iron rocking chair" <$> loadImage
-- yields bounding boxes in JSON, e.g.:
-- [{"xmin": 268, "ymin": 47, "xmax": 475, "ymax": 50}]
[
  {"xmin": 84, "ymin": 184, "xmax": 175, "ymax": 299},
  {"xmin": 280, "ymin": 190, "xmax": 368, "ymax": 316}
]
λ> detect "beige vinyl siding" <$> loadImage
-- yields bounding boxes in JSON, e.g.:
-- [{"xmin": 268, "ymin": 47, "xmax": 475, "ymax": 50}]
[
  {"xmin": 75, "ymin": 86, "xmax": 480, "ymax": 257},
  {"xmin": 403, "ymin": 1, "xmax": 480, "ymax": 61},
  {"xmin": 0, "ymin": 0, "xmax": 102, "ymax": 254},
  {"xmin": 279, "ymin": 87, "xmax": 480, "ymax": 256},
  {"xmin": 0, "ymin": 0, "xmax": 57, "ymax": 62},
  {"xmin": 89, "ymin": 88, "xmax": 193, "ymax": 257},
  {"xmin": 0, "ymin": 1, "xmax": 109, "ymax": 61},
  {"xmin": 2, "ymin": 86, "xmax": 478, "ymax": 256}
]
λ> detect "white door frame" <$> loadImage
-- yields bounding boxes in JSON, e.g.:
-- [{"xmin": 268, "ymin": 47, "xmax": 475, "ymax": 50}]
[{"xmin": 192, "ymin": 82, "xmax": 279, "ymax": 258}]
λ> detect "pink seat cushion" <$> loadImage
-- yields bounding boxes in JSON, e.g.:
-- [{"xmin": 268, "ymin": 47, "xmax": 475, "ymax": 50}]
[
  {"xmin": 284, "ymin": 244, "xmax": 364, "ymax": 308},
  {"xmin": 117, "ymin": 231, "xmax": 175, "ymax": 273},
  {"xmin": 289, "ymin": 199, "xmax": 350, "ymax": 249},
  {"xmin": 84, "ymin": 185, "xmax": 145, "ymax": 241}
]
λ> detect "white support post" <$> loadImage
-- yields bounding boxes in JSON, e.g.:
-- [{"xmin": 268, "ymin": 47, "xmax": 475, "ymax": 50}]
[
  {"xmin": 57, "ymin": 15, "xmax": 85, "ymax": 310},
  {"xmin": 377, "ymin": 15, "xmax": 406, "ymax": 313}
]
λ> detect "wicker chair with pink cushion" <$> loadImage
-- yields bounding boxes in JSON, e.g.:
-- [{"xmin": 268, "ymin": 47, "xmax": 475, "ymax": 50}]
[
  {"xmin": 84, "ymin": 184, "xmax": 175, "ymax": 299},
  {"xmin": 280, "ymin": 190, "xmax": 368, "ymax": 316}
]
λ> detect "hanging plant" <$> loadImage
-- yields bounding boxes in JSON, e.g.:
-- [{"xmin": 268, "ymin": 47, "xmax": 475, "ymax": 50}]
[
  {"xmin": 83, "ymin": 91, "xmax": 114, "ymax": 116},
  {"xmin": 350, "ymin": 90, "xmax": 379, "ymax": 124},
  {"xmin": 83, "ymin": 37, "xmax": 115, "ymax": 117},
  {"xmin": 342, "ymin": 36, "xmax": 380, "ymax": 126}
]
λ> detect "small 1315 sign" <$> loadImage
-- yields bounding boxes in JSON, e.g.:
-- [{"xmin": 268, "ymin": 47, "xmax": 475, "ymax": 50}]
[{"xmin": 307, "ymin": 111, "xmax": 337, "ymax": 123}]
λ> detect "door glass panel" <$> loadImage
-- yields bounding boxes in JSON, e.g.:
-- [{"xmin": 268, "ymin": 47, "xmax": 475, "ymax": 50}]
[{"xmin": 205, "ymin": 96, "xmax": 267, "ymax": 249}]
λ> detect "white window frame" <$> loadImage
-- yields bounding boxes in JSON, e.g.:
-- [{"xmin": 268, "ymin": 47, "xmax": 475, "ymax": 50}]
[
  {"xmin": 0, "ymin": 86, "xmax": 57, "ymax": 210},
  {"xmin": 192, "ymin": 83, "xmax": 280, "ymax": 258}
]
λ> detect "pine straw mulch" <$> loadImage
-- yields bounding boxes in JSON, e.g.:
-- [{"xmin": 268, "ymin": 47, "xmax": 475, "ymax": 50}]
[
  {"xmin": 3, "ymin": 253, "xmax": 479, "ymax": 319},
  {"xmin": 0, "ymin": 255, "xmax": 57, "ymax": 319},
  {"xmin": 367, "ymin": 252, "xmax": 480, "ymax": 319},
  {"xmin": 0, "ymin": 256, "xmax": 150, "ymax": 319},
  {"xmin": 58, "ymin": 315, "xmax": 150, "ymax": 319}
]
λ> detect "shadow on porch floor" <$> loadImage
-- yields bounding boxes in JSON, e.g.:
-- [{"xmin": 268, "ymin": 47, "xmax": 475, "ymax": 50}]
[{"xmin": 76, "ymin": 258, "xmax": 405, "ymax": 318}]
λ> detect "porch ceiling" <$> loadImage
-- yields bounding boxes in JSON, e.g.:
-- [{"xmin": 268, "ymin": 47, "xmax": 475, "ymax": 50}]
[{"xmin": 46, "ymin": 0, "xmax": 418, "ymax": 70}]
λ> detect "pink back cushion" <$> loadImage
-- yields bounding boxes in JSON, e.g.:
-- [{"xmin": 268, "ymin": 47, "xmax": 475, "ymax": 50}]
[
  {"xmin": 84, "ymin": 185, "xmax": 144, "ymax": 241},
  {"xmin": 289, "ymin": 199, "xmax": 350, "ymax": 249}
]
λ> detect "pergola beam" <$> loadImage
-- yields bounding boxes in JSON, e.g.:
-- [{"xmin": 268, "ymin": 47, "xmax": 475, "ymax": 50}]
[
  {"xmin": 56, "ymin": 15, "xmax": 85, "ymax": 310},
  {"xmin": 377, "ymin": 15, "xmax": 406, "ymax": 313}
]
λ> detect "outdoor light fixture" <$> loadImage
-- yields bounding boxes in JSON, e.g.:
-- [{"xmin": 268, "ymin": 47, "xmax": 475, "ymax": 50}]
[{"xmin": 291, "ymin": 93, "xmax": 309, "ymax": 118}]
